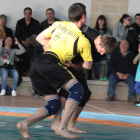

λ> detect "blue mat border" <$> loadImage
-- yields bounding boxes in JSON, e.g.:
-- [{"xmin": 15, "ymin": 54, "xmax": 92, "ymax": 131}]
[{"xmin": 0, "ymin": 107, "xmax": 140, "ymax": 124}]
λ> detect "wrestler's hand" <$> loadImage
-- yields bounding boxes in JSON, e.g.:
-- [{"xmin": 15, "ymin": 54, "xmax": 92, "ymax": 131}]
[
  {"xmin": 63, "ymin": 61, "xmax": 72, "ymax": 68},
  {"xmin": 43, "ymin": 38, "xmax": 51, "ymax": 51}
]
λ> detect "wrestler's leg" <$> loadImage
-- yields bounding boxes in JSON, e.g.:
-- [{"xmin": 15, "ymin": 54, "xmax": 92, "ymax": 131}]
[{"xmin": 17, "ymin": 94, "xmax": 59, "ymax": 138}]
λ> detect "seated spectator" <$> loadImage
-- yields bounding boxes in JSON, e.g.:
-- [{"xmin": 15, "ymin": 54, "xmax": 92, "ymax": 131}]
[
  {"xmin": 127, "ymin": 13, "xmax": 140, "ymax": 54},
  {"xmin": 91, "ymin": 15, "xmax": 111, "ymax": 80},
  {"xmin": 106, "ymin": 40, "xmax": 137, "ymax": 103},
  {"xmin": 0, "ymin": 37, "xmax": 25, "ymax": 96},
  {"xmin": 0, "ymin": 14, "xmax": 13, "ymax": 39},
  {"xmin": 0, "ymin": 14, "xmax": 24, "ymax": 86},
  {"xmin": 40, "ymin": 8, "xmax": 60, "ymax": 32},
  {"xmin": 15, "ymin": 7, "xmax": 40, "ymax": 76},
  {"xmin": 113, "ymin": 14, "xmax": 131, "ymax": 49},
  {"xmin": 133, "ymin": 47, "xmax": 140, "ymax": 106}
]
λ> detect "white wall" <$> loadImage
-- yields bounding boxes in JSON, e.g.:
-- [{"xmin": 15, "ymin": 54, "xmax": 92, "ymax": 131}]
[
  {"xmin": 128, "ymin": 0, "xmax": 140, "ymax": 23},
  {"xmin": 1, "ymin": 0, "xmax": 91, "ymax": 35}
]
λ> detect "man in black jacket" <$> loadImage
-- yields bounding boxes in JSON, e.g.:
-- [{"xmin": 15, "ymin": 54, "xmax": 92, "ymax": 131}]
[
  {"xmin": 127, "ymin": 13, "xmax": 140, "ymax": 54},
  {"xmin": 15, "ymin": 7, "xmax": 40, "ymax": 76},
  {"xmin": 106, "ymin": 40, "xmax": 137, "ymax": 103},
  {"xmin": 40, "ymin": 8, "xmax": 60, "ymax": 32}
]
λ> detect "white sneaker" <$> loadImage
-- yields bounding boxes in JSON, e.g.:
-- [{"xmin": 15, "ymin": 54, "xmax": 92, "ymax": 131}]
[
  {"xmin": 11, "ymin": 90, "xmax": 17, "ymax": 96},
  {"xmin": 0, "ymin": 89, "xmax": 6, "ymax": 96}
]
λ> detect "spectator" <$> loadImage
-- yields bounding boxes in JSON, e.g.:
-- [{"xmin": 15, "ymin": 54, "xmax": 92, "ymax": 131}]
[
  {"xmin": 0, "ymin": 14, "xmax": 13, "ymax": 39},
  {"xmin": 133, "ymin": 47, "xmax": 140, "ymax": 106},
  {"xmin": 0, "ymin": 14, "xmax": 24, "ymax": 86},
  {"xmin": 40, "ymin": 8, "xmax": 60, "ymax": 32},
  {"xmin": 133, "ymin": 47, "xmax": 140, "ymax": 107},
  {"xmin": 127, "ymin": 13, "xmax": 140, "ymax": 54},
  {"xmin": 15, "ymin": 7, "xmax": 40, "ymax": 76},
  {"xmin": 113, "ymin": 14, "xmax": 131, "ymax": 49},
  {"xmin": 0, "ymin": 37, "xmax": 25, "ymax": 96},
  {"xmin": 106, "ymin": 40, "xmax": 137, "ymax": 103},
  {"xmin": 92, "ymin": 15, "xmax": 111, "ymax": 80}
]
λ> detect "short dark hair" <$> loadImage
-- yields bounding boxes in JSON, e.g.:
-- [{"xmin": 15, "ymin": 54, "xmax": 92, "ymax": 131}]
[
  {"xmin": 95, "ymin": 15, "xmax": 108, "ymax": 32},
  {"xmin": 135, "ymin": 13, "xmax": 140, "ymax": 18},
  {"xmin": 24, "ymin": 7, "xmax": 32, "ymax": 13},
  {"xmin": 0, "ymin": 14, "xmax": 7, "ymax": 20},
  {"xmin": 2, "ymin": 36, "xmax": 14, "ymax": 48},
  {"xmin": 0, "ymin": 14, "xmax": 7, "ymax": 25},
  {"xmin": 68, "ymin": 3, "xmax": 86, "ymax": 22},
  {"xmin": 119, "ymin": 14, "xmax": 130, "ymax": 24},
  {"xmin": 46, "ymin": 8, "xmax": 55, "ymax": 14},
  {"xmin": 100, "ymin": 35, "xmax": 118, "ymax": 54}
]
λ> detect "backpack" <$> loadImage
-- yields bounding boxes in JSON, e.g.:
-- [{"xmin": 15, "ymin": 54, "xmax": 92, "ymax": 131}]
[{"xmin": 0, "ymin": 84, "xmax": 11, "ymax": 95}]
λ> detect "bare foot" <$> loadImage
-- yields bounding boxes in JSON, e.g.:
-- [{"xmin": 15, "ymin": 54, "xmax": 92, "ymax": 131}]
[
  {"xmin": 17, "ymin": 122, "xmax": 32, "ymax": 138},
  {"xmin": 51, "ymin": 120, "xmax": 60, "ymax": 131},
  {"xmin": 55, "ymin": 127, "xmax": 79, "ymax": 139},
  {"xmin": 68, "ymin": 126, "xmax": 87, "ymax": 133}
]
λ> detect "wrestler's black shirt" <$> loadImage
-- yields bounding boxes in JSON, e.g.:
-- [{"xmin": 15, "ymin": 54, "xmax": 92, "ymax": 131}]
[{"xmin": 69, "ymin": 25, "xmax": 103, "ymax": 76}]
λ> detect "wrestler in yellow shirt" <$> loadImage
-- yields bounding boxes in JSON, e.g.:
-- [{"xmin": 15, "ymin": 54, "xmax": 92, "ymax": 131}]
[{"xmin": 42, "ymin": 21, "xmax": 93, "ymax": 64}]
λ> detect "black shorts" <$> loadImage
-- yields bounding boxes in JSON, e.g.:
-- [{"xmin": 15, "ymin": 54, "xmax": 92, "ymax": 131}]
[{"xmin": 31, "ymin": 53, "xmax": 74, "ymax": 95}]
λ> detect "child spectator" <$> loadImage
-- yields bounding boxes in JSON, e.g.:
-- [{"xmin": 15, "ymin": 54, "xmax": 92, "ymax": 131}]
[{"xmin": 133, "ymin": 45, "xmax": 140, "ymax": 106}]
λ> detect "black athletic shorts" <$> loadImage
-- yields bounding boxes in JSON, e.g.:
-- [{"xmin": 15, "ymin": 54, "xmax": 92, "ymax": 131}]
[{"xmin": 31, "ymin": 52, "xmax": 74, "ymax": 95}]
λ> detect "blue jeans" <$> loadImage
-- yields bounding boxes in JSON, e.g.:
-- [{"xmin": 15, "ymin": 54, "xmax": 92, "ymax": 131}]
[
  {"xmin": 134, "ymin": 82, "xmax": 140, "ymax": 95},
  {"xmin": 106, "ymin": 54, "xmax": 111, "ymax": 75},
  {"xmin": 32, "ymin": 83, "xmax": 35, "ymax": 90},
  {"xmin": 0, "ymin": 68, "xmax": 19, "ymax": 91},
  {"xmin": 94, "ymin": 61, "xmax": 99, "ymax": 75},
  {"xmin": 94, "ymin": 54, "xmax": 111, "ymax": 75},
  {"xmin": 107, "ymin": 73, "xmax": 136, "ymax": 99}
]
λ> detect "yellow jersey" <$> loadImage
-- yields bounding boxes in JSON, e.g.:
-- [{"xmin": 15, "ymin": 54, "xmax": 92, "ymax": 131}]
[{"xmin": 42, "ymin": 21, "xmax": 93, "ymax": 64}]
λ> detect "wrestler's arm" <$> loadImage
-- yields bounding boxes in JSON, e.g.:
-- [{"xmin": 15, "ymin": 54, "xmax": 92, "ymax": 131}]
[
  {"xmin": 81, "ymin": 61, "xmax": 92, "ymax": 70},
  {"xmin": 36, "ymin": 32, "xmax": 50, "ymax": 51},
  {"xmin": 64, "ymin": 61, "xmax": 83, "ymax": 71},
  {"xmin": 36, "ymin": 22, "xmax": 58, "ymax": 51}
]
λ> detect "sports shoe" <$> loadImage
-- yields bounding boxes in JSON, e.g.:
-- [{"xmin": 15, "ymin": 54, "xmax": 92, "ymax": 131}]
[
  {"xmin": 128, "ymin": 96, "xmax": 137, "ymax": 104},
  {"xmin": 100, "ymin": 76, "xmax": 109, "ymax": 81},
  {"xmin": 0, "ymin": 89, "xmax": 6, "ymax": 96},
  {"xmin": 11, "ymin": 90, "xmax": 17, "ymax": 96},
  {"xmin": 28, "ymin": 87, "xmax": 35, "ymax": 95},
  {"xmin": 106, "ymin": 95, "xmax": 115, "ymax": 101},
  {"xmin": 136, "ymin": 101, "xmax": 140, "ymax": 107}
]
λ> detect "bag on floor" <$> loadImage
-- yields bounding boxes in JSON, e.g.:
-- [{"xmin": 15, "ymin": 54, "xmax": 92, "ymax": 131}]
[{"xmin": 0, "ymin": 84, "xmax": 11, "ymax": 95}]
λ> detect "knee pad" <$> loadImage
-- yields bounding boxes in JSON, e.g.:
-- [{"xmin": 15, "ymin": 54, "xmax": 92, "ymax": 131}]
[
  {"xmin": 67, "ymin": 81, "xmax": 84, "ymax": 104},
  {"xmin": 43, "ymin": 98, "xmax": 61, "ymax": 117}
]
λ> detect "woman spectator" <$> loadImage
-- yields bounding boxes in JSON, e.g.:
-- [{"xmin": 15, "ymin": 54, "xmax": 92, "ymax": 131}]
[
  {"xmin": 113, "ymin": 14, "xmax": 131, "ymax": 44},
  {"xmin": 0, "ymin": 14, "xmax": 13, "ymax": 39},
  {"xmin": 0, "ymin": 37, "xmax": 25, "ymax": 96},
  {"xmin": 89, "ymin": 15, "xmax": 111, "ymax": 80}
]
